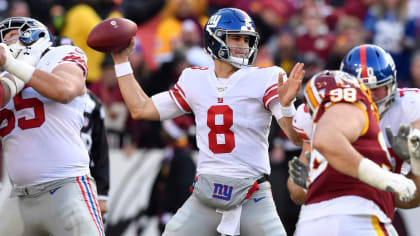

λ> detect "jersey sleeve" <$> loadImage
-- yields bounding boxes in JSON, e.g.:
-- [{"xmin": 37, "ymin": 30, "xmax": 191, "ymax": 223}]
[
  {"xmin": 57, "ymin": 46, "xmax": 88, "ymax": 78},
  {"xmin": 168, "ymin": 69, "xmax": 192, "ymax": 113},
  {"xmin": 152, "ymin": 92, "xmax": 185, "ymax": 121},
  {"xmin": 399, "ymin": 89, "xmax": 420, "ymax": 124},
  {"xmin": 293, "ymin": 104, "xmax": 313, "ymax": 142},
  {"xmin": 263, "ymin": 66, "xmax": 286, "ymax": 109}
]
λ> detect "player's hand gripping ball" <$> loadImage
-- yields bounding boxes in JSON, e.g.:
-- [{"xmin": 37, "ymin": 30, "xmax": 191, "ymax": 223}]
[{"xmin": 87, "ymin": 17, "xmax": 137, "ymax": 52}]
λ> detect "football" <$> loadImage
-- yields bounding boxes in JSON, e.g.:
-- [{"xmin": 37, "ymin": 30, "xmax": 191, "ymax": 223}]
[{"xmin": 87, "ymin": 17, "xmax": 137, "ymax": 52}]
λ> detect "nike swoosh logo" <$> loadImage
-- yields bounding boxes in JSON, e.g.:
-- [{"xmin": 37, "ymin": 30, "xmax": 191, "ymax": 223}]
[
  {"xmin": 50, "ymin": 187, "xmax": 61, "ymax": 195},
  {"xmin": 254, "ymin": 197, "xmax": 265, "ymax": 203}
]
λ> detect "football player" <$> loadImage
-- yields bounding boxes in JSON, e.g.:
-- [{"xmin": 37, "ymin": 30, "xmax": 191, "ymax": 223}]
[
  {"xmin": 111, "ymin": 7, "xmax": 304, "ymax": 236},
  {"xmin": 289, "ymin": 45, "xmax": 420, "ymax": 234},
  {"xmin": 294, "ymin": 70, "xmax": 416, "ymax": 235},
  {"xmin": 0, "ymin": 17, "xmax": 104, "ymax": 235}
]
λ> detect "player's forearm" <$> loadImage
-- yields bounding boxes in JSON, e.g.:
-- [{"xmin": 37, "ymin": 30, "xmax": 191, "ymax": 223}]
[
  {"xmin": 1, "ymin": 80, "xmax": 12, "ymax": 107},
  {"xmin": 117, "ymin": 74, "xmax": 153, "ymax": 119},
  {"xmin": 287, "ymin": 177, "xmax": 306, "ymax": 205},
  {"xmin": 112, "ymin": 50, "xmax": 157, "ymax": 119},
  {"xmin": 278, "ymin": 117, "xmax": 302, "ymax": 146}
]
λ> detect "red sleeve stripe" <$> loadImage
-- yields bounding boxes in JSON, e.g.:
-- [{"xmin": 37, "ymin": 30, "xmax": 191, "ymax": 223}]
[
  {"xmin": 264, "ymin": 83, "xmax": 277, "ymax": 94},
  {"xmin": 60, "ymin": 54, "xmax": 88, "ymax": 77},
  {"xmin": 296, "ymin": 131, "xmax": 310, "ymax": 141},
  {"xmin": 265, "ymin": 95, "xmax": 279, "ymax": 109},
  {"xmin": 175, "ymin": 83, "xmax": 186, "ymax": 97},
  {"xmin": 292, "ymin": 125, "xmax": 305, "ymax": 131},
  {"xmin": 169, "ymin": 87, "xmax": 191, "ymax": 112},
  {"xmin": 263, "ymin": 89, "xmax": 279, "ymax": 109}
]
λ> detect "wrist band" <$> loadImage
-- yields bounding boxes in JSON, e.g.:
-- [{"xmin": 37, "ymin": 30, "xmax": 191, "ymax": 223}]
[
  {"xmin": 5, "ymin": 58, "xmax": 35, "ymax": 83},
  {"xmin": 114, "ymin": 62, "xmax": 133, "ymax": 77},
  {"xmin": 280, "ymin": 104, "xmax": 296, "ymax": 117}
]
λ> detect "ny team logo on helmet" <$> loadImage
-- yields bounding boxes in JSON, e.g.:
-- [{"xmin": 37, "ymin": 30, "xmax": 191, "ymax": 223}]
[
  {"xmin": 304, "ymin": 70, "xmax": 370, "ymax": 118},
  {"xmin": 0, "ymin": 17, "xmax": 53, "ymax": 46},
  {"xmin": 204, "ymin": 8, "xmax": 260, "ymax": 68},
  {"xmin": 340, "ymin": 44, "xmax": 397, "ymax": 115}
]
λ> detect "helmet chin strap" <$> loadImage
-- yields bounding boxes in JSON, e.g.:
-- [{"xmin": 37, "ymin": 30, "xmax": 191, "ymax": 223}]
[
  {"xmin": 375, "ymin": 84, "xmax": 396, "ymax": 116},
  {"xmin": 229, "ymin": 55, "xmax": 249, "ymax": 68}
]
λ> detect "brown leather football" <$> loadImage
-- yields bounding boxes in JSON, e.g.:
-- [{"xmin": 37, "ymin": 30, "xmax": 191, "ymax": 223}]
[{"xmin": 87, "ymin": 18, "xmax": 137, "ymax": 52}]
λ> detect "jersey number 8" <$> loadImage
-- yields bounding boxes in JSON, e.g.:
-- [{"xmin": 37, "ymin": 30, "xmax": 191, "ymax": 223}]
[{"xmin": 207, "ymin": 105, "xmax": 235, "ymax": 154}]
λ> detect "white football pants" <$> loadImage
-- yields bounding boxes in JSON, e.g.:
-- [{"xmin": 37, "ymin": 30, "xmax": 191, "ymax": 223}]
[
  {"xmin": 16, "ymin": 175, "xmax": 104, "ymax": 236},
  {"xmin": 163, "ymin": 181, "xmax": 286, "ymax": 236},
  {"xmin": 295, "ymin": 214, "xmax": 398, "ymax": 236}
]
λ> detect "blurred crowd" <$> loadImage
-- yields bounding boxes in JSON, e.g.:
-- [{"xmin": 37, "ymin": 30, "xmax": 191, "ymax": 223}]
[
  {"xmin": 3, "ymin": 0, "xmax": 418, "ymax": 152},
  {"xmin": 2, "ymin": 0, "xmax": 420, "ymax": 234}
]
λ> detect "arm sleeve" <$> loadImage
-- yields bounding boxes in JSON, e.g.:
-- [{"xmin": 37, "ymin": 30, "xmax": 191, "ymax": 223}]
[
  {"xmin": 89, "ymin": 103, "xmax": 110, "ymax": 198},
  {"xmin": 152, "ymin": 92, "xmax": 185, "ymax": 121},
  {"xmin": 57, "ymin": 46, "xmax": 88, "ymax": 78},
  {"xmin": 401, "ymin": 91, "xmax": 420, "ymax": 123}
]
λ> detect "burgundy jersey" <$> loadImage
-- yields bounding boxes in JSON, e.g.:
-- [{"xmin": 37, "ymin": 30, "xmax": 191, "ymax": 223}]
[{"xmin": 304, "ymin": 71, "xmax": 395, "ymax": 220}]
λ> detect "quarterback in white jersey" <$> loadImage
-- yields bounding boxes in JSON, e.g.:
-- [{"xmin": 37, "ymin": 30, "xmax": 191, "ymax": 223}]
[
  {"xmin": 0, "ymin": 17, "xmax": 104, "ymax": 236},
  {"xmin": 172, "ymin": 65, "xmax": 292, "ymax": 178},
  {"xmin": 112, "ymin": 8, "xmax": 304, "ymax": 236}
]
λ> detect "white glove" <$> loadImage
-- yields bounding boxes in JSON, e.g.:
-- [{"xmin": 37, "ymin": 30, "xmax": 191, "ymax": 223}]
[
  {"xmin": 16, "ymin": 37, "xmax": 52, "ymax": 66},
  {"xmin": 358, "ymin": 158, "xmax": 417, "ymax": 202},
  {"xmin": 8, "ymin": 41, "xmax": 25, "ymax": 58},
  {"xmin": 0, "ymin": 43, "xmax": 36, "ymax": 83},
  {"xmin": 408, "ymin": 128, "xmax": 420, "ymax": 175}
]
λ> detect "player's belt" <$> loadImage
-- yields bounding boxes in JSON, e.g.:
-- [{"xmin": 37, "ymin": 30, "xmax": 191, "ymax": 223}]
[{"xmin": 257, "ymin": 174, "xmax": 269, "ymax": 184}]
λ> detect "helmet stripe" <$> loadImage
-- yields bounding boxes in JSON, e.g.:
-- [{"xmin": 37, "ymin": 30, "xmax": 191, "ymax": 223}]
[
  {"xmin": 360, "ymin": 45, "xmax": 368, "ymax": 78},
  {"xmin": 237, "ymin": 9, "xmax": 249, "ymax": 20},
  {"xmin": 305, "ymin": 82, "xmax": 318, "ymax": 112}
]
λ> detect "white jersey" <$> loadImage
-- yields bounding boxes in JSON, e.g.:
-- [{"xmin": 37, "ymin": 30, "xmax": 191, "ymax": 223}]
[
  {"xmin": 292, "ymin": 104, "xmax": 312, "ymax": 142},
  {"xmin": 1, "ymin": 45, "xmax": 90, "ymax": 186},
  {"xmin": 380, "ymin": 88, "xmax": 420, "ymax": 171},
  {"xmin": 165, "ymin": 66, "xmax": 286, "ymax": 178},
  {"xmin": 380, "ymin": 88, "xmax": 420, "ymax": 144}
]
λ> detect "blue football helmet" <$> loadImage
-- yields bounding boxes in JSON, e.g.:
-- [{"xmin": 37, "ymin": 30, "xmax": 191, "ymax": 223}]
[
  {"xmin": 0, "ymin": 17, "xmax": 53, "ymax": 56},
  {"xmin": 204, "ymin": 8, "xmax": 260, "ymax": 68},
  {"xmin": 340, "ymin": 44, "xmax": 397, "ymax": 115}
]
